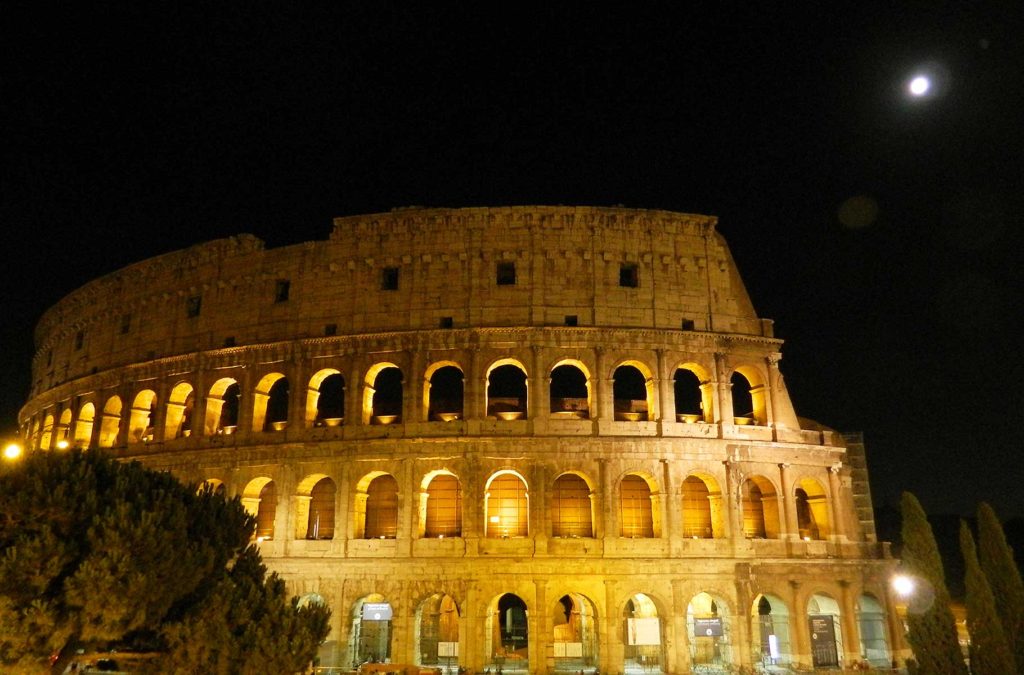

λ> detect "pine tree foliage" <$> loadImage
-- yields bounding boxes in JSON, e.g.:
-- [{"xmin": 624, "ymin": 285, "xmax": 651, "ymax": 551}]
[
  {"xmin": 0, "ymin": 450, "xmax": 330, "ymax": 673},
  {"xmin": 899, "ymin": 492, "xmax": 967, "ymax": 675},
  {"xmin": 960, "ymin": 521, "xmax": 1015, "ymax": 674},
  {"xmin": 976, "ymin": 502, "xmax": 1024, "ymax": 670}
]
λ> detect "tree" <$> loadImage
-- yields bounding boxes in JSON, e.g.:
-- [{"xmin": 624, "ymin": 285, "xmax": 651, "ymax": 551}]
[
  {"xmin": 899, "ymin": 492, "xmax": 967, "ymax": 674},
  {"xmin": 960, "ymin": 521, "xmax": 1015, "ymax": 674},
  {"xmin": 0, "ymin": 450, "xmax": 330, "ymax": 673},
  {"xmin": 977, "ymin": 502, "xmax": 1024, "ymax": 669}
]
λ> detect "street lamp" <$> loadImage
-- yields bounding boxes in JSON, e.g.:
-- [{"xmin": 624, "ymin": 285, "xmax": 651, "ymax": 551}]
[
  {"xmin": 3, "ymin": 442, "xmax": 24, "ymax": 461},
  {"xmin": 892, "ymin": 574, "xmax": 915, "ymax": 598}
]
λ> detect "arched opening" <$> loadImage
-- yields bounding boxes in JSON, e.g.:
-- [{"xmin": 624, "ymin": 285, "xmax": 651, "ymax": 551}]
[
  {"xmin": 623, "ymin": 593, "xmax": 663, "ymax": 674},
  {"xmin": 241, "ymin": 477, "xmax": 277, "ymax": 541},
  {"xmin": 426, "ymin": 364, "xmax": 464, "ymax": 421},
  {"xmin": 55, "ymin": 408, "xmax": 73, "ymax": 447},
  {"xmin": 673, "ymin": 366, "xmax": 708, "ymax": 423},
  {"xmin": 857, "ymin": 594, "xmax": 891, "ymax": 667},
  {"xmin": 742, "ymin": 476, "xmax": 781, "ymax": 539},
  {"xmin": 487, "ymin": 361, "xmax": 528, "ymax": 420},
  {"xmin": 796, "ymin": 478, "xmax": 830, "ymax": 540},
  {"xmin": 164, "ymin": 382, "xmax": 194, "ymax": 440},
  {"xmin": 613, "ymin": 362, "xmax": 653, "ymax": 421},
  {"xmin": 40, "ymin": 412, "xmax": 54, "ymax": 450},
  {"xmin": 73, "ymin": 402, "xmax": 95, "ymax": 448},
  {"xmin": 619, "ymin": 474, "xmax": 655, "ymax": 538},
  {"xmin": 364, "ymin": 364, "xmax": 403, "ymax": 424},
  {"xmin": 127, "ymin": 390, "xmax": 157, "ymax": 444},
  {"xmin": 307, "ymin": 368, "xmax": 345, "ymax": 427},
  {"xmin": 423, "ymin": 473, "xmax": 462, "ymax": 538},
  {"xmin": 349, "ymin": 593, "xmax": 393, "ymax": 666},
  {"xmin": 253, "ymin": 373, "xmax": 289, "ymax": 432},
  {"xmin": 361, "ymin": 474, "xmax": 399, "ymax": 539},
  {"xmin": 486, "ymin": 593, "xmax": 529, "ymax": 672},
  {"xmin": 549, "ymin": 362, "xmax": 589, "ymax": 418},
  {"xmin": 752, "ymin": 594, "xmax": 792, "ymax": 666},
  {"xmin": 550, "ymin": 473, "xmax": 594, "ymax": 538},
  {"xmin": 731, "ymin": 366, "xmax": 767, "ymax": 425},
  {"xmin": 206, "ymin": 378, "xmax": 240, "ymax": 435},
  {"xmin": 807, "ymin": 593, "xmax": 843, "ymax": 668},
  {"xmin": 197, "ymin": 478, "xmax": 226, "ymax": 497},
  {"xmin": 553, "ymin": 593, "xmax": 598, "ymax": 672},
  {"xmin": 296, "ymin": 475, "xmax": 337, "ymax": 540},
  {"xmin": 687, "ymin": 592, "xmax": 733, "ymax": 670},
  {"xmin": 485, "ymin": 471, "xmax": 529, "ymax": 538},
  {"xmin": 681, "ymin": 474, "xmax": 724, "ymax": 539},
  {"xmin": 98, "ymin": 396, "xmax": 121, "ymax": 447},
  {"xmin": 416, "ymin": 593, "xmax": 460, "ymax": 671}
]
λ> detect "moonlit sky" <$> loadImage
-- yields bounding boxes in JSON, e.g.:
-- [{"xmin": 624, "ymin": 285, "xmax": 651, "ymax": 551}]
[{"xmin": 3, "ymin": 3, "xmax": 1022, "ymax": 518}]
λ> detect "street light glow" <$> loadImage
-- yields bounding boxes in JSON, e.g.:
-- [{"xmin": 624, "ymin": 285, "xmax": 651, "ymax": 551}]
[
  {"xmin": 892, "ymin": 574, "xmax": 915, "ymax": 597},
  {"xmin": 3, "ymin": 443, "xmax": 23, "ymax": 460},
  {"xmin": 908, "ymin": 75, "xmax": 930, "ymax": 96}
]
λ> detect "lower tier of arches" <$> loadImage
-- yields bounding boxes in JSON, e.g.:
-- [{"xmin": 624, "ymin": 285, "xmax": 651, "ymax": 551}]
[{"xmin": 277, "ymin": 560, "xmax": 905, "ymax": 673}]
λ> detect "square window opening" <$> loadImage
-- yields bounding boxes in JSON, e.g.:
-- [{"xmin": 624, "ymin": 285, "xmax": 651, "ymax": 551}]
[
  {"xmin": 381, "ymin": 267, "xmax": 399, "ymax": 290},
  {"xmin": 324, "ymin": 323, "xmax": 338, "ymax": 337},
  {"xmin": 681, "ymin": 319, "xmax": 695, "ymax": 331},
  {"xmin": 620, "ymin": 263, "xmax": 639, "ymax": 288},
  {"xmin": 186, "ymin": 296, "xmax": 202, "ymax": 318},
  {"xmin": 274, "ymin": 279, "xmax": 290, "ymax": 303},
  {"xmin": 564, "ymin": 315, "xmax": 578, "ymax": 326},
  {"xmin": 439, "ymin": 316, "xmax": 454, "ymax": 329},
  {"xmin": 497, "ymin": 261, "xmax": 516, "ymax": 285}
]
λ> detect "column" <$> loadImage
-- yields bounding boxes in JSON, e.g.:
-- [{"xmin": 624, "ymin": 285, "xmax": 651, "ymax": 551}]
[
  {"xmin": 671, "ymin": 579, "xmax": 691, "ymax": 674},
  {"xmin": 828, "ymin": 464, "xmax": 845, "ymax": 543},
  {"xmin": 788, "ymin": 580, "xmax": 810, "ymax": 668},
  {"xmin": 532, "ymin": 577, "xmax": 549, "ymax": 674},
  {"xmin": 838, "ymin": 580, "xmax": 861, "ymax": 667},
  {"xmin": 603, "ymin": 579, "xmax": 620, "ymax": 675},
  {"xmin": 778, "ymin": 463, "xmax": 798, "ymax": 541},
  {"xmin": 713, "ymin": 352, "xmax": 731, "ymax": 428},
  {"xmin": 657, "ymin": 349, "xmax": 674, "ymax": 424}
]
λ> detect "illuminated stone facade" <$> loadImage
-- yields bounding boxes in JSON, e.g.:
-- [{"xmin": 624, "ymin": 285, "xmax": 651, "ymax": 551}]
[{"xmin": 20, "ymin": 207, "xmax": 901, "ymax": 672}]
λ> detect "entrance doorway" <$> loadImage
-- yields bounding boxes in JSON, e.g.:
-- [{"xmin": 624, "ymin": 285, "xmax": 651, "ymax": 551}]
[
  {"xmin": 350, "ymin": 594, "xmax": 393, "ymax": 666},
  {"xmin": 552, "ymin": 593, "xmax": 598, "ymax": 672},
  {"xmin": 417, "ymin": 593, "xmax": 460, "ymax": 674},
  {"xmin": 486, "ymin": 593, "xmax": 529, "ymax": 672},
  {"xmin": 623, "ymin": 593, "xmax": 663, "ymax": 674}
]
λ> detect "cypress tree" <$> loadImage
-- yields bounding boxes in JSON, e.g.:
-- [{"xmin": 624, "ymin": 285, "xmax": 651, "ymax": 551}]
[
  {"xmin": 977, "ymin": 502, "xmax": 1024, "ymax": 670},
  {"xmin": 899, "ymin": 492, "xmax": 967, "ymax": 674},
  {"xmin": 960, "ymin": 521, "xmax": 1015, "ymax": 674}
]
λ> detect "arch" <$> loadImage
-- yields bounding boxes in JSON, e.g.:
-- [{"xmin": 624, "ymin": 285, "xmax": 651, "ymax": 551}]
[
  {"xmin": 673, "ymin": 363, "xmax": 712, "ymax": 422},
  {"xmin": 857, "ymin": 593, "xmax": 891, "ymax": 667},
  {"xmin": 349, "ymin": 593, "xmax": 393, "ymax": 666},
  {"xmin": 298, "ymin": 592, "xmax": 327, "ymax": 609},
  {"xmin": 552, "ymin": 593, "xmax": 599, "ymax": 672},
  {"xmin": 363, "ymin": 362, "xmax": 403, "ymax": 425},
  {"xmin": 486, "ymin": 593, "xmax": 529, "ymax": 671},
  {"xmin": 796, "ymin": 477, "xmax": 830, "ymax": 540},
  {"xmin": 806, "ymin": 593, "xmax": 844, "ymax": 667},
  {"xmin": 421, "ymin": 471, "xmax": 462, "ymax": 538},
  {"xmin": 73, "ymin": 402, "xmax": 95, "ymax": 448},
  {"xmin": 307, "ymin": 368, "xmax": 345, "ymax": 427},
  {"xmin": 164, "ymin": 381, "xmax": 195, "ymax": 440},
  {"xmin": 619, "ymin": 473, "xmax": 657, "ymax": 538},
  {"xmin": 296, "ymin": 474, "xmax": 337, "ymax": 540},
  {"xmin": 241, "ymin": 477, "xmax": 277, "ymax": 541},
  {"xmin": 687, "ymin": 592, "xmax": 734, "ymax": 669},
  {"xmin": 751, "ymin": 593, "xmax": 792, "ymax": 666},
  {"xmin": 549, "ymin": 360, "xmax": 590, "ymax": 418},
  {"xmin": 355, "ymin": 473, "xmax": 399, "ymax": 539},
  {"xmin": 485, "ymin": 470, "xmax": 529, "ymax": 538},
  {"xmin": 731, "ymin": 365, "xmax": 767, "ymax": 425},
  {"xmin": 127, "ymin": 390, "xmax": 157, "ymax": 444},
  {"xmin": 206, "ymin": 377, "xmax": 240, "ymax": 434},
  {"xmin": 424, "ymin": 362, "xmax": 464, "ymax": 421},
  {"xmin": 97, "ymin": 396, "xmax": 122, "ymax": 447},
  {"xmin": 741, "ymin": 475, "xmax": 781, "ymax": 539},
  {"xmin": 486, "ymin": 359, "xmax": 528, "ymax": 420},
  {"xmin": 197, "ymin": 478, "xmax": 226, "ymax": 497},
  {"xmin": 623, "ymin": 592, "xmax": 665, "ymax": 674},
  {"xmin": 550, "ymin": 472, "xmax": 594, "ymax": 538},
  {"xmin": 40, "ymin": 412, "xmax": 54, "ymax": 450},
  {"xmin": 252, "ymin": 372, "xmax": 289, "ymax": 432},
  {"xmin": 612, "ymin": 360, "xmax": 655, "ymax": 421},
  {"xmin": 415, "ymin": 593, "xmax": 461, "ymax": 669},
  {"xmin": 681, "ymin": 473, "xmax": 725, "ymax": 539},
  {"xmin": 55, "ymin": 408, "xmax": 73, "ymax": 448}
]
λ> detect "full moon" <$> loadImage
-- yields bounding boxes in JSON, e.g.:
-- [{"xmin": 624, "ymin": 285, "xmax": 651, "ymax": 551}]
[{"xmin": 909, "ymin": 75, "xmax": 931, "ymax": 96}]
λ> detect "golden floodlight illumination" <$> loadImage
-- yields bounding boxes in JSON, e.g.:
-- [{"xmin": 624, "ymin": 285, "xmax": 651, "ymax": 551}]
[
  {"xmin": 55, "ymin": 439, "xmax": 70, "ymax": 450},
  {"xmin": 892, "ymin": 574, "xmax": 915, "ymax": 597},
  {"xmin": 3, "ymin": 442, "xmax": 23, "ymax": 460}
]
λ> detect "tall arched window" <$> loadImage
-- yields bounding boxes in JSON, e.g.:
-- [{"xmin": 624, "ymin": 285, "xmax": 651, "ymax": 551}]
[
  {"xmin": 164, "ymin": 382, "xmax": 194, "ymax": 440},
  {"xmin": 487, "ymin": 361, "xmax": 528, "ymax": 420},
  {"xmin": 673, "ymin": 367, "xmax": 706, "ymax": 422},
  {"xmin": 256, "ymin": 481, "xmax": 277, "ymax": 540},
  {"xmin": 681, "ymin": 476, "xmax": 714, "ymax": 538},
  {"xmin": 307, "ymin": 477, "xmax": 336, "ymax": 539},
  {"xmin": 731, "ymin": 366, "xmax": 767, "ymax": 425},
  {"xmin": 73, "ymin": 402, "xmax": 95, "ymax": 448},
  {"xmin": 796, "ymin": 478, "xmax": 830, "ymax": 540},
  {"xmin": 253, "ymin": 373, "xmax": 289, "ymax": 432},
  {"xmin": 426, "ymin": 364, "xmax": 464, "ymax": 421},
  {"xmin": 98, "ymin": 396, "xmax": 121, "ymax": 448},
  {"xmin": 742, "ymin": 476, "xmax": 781, "ymax": 539},
  {"xmin": 549, "ymin": 363, "xmax": 589, "ymax": 418},
  {"xmin": 619, "ymin": 475, "xmax": 654, "ymax": 538},
  {"xmin": 551, "ymin": 473, "xmax": 593, "ymax": 537},
  {"xmin": 128, "ymin": 390, "xmax": 157, "ymax": 444},
  {"xmin": 485, "ymin": 472, "xmax": 528, "ymax": 537},
  {"xmin": 424, "ymin": 473, "xmax": 462, "ymax": 537},
  {"xmin": 364, "ymin": 364, "xmax": 403, "ymax": 424},
  {"xmin": 365, "ymin": 475, "xmax": 399, "ymax": 538},
  {"xmin": 307, "ymin": 369, "xmax": 345, "ymax": 427},
  {"xmin": 613, "ymin": 363, "xmax": 653, "ymax": 421},
  {"xmin": 206, "ymin": 378, "xmax": 240, "ymax": 434}
]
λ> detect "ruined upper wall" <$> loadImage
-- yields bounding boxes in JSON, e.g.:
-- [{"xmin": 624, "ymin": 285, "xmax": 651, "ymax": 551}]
[{"xmin": 31, "ymin": 206, "xmax": 768, "ymax": 393}]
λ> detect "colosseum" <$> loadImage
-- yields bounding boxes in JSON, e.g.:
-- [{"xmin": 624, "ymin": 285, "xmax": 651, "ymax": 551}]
[{"xmin": 19, "ymin": 206, "xmax": 901, "ymax": 673}]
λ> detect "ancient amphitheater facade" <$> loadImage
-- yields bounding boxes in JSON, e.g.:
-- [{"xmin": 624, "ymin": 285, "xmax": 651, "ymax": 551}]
[{"xmin": 20, "ymin": 207, "xmax": 901, "ymax": 673}]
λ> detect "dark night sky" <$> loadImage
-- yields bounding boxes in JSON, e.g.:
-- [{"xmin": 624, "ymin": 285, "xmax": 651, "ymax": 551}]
[{"xmin": 3, "ymin": 3, "xmax": 1022, "ymax": 519}]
